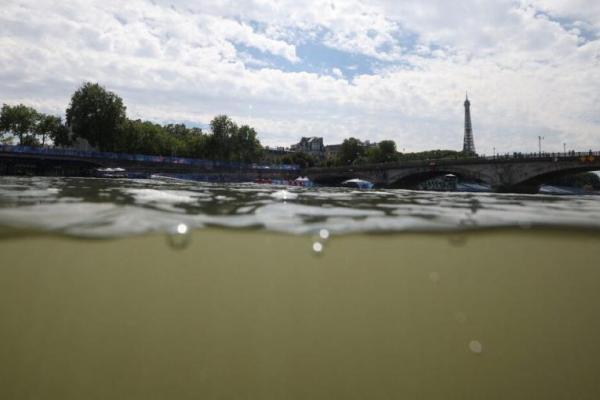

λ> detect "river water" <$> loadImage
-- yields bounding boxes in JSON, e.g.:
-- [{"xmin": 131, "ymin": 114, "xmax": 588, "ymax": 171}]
[
  {"xmin": 1, "ymin": 176, "xmax": 600, "ymax": 399},
  {"xmin": 1, "ymin": 176, "xmax": 600, "ymax": 237}
]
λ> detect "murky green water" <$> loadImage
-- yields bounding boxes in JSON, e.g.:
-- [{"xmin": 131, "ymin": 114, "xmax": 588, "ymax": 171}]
[{"xmin": 1, "ymin": 177, "xmax": 600, "ymax": 399}]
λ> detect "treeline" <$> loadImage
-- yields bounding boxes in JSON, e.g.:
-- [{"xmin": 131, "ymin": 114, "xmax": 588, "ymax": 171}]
[
  {"xmin": 1, "ymin": 81, "xmax": 468, "ymax": 167},
  {"xmin": 0, "ymin": 104, "xmax": 71, "ymax": 147},
  {"xmin": 280, "ymin": 138, "xmax": 469, "ymax": 168},
  {"xmin": 1, "ymin": 82, "xmax": 263, "ymax": 163},
  {"xmin": 275, "ymin": 138, "xmax": 404, "ymax": 168}
]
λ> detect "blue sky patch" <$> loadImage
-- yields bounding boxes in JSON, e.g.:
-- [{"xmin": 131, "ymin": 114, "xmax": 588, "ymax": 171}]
[{"xmin": 236, "ymin": 39, "xmax": 398, "ymax": 79}]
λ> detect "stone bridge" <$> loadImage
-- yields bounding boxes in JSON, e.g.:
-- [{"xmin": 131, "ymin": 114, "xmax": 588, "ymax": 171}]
[{"xmin": 306, "ymin": 153, "xmax": 600, "ymax": 193}]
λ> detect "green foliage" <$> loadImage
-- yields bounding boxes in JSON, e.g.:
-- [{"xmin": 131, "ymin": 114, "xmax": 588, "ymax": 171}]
[
  {"xmin": 20, "ymin": 135, "xmax": 41, "ymax": 147},
  {"xmin": 192, "ymin": 116, "xmax": 262, "ymax": 163},
  {"xmin": 35, "ymin": 115, "xmax": 70, "ymax": 146},
  {"xmin": 0, "ymin": 104, "xmax": 39, "ymax": 144},
  {"xmin": 111, "ymin": 115, "xmax": 262, "ymax": 162},
  {"xmin": 65, "ymin": 82, "xmax": 126, "ymax": 151},
  {"xmin": 337, "ymin": 137, "xmax": 366, "ymax": 165},
  {"xmin": 231, "ymin": 125, "xmax": 263, "ymax": 163},
  {"xmin": 50, "ymin": 121, "xmax": 72, "ymax": 147},
  {"xmin": 279, "ymin": 152, "xmax": 317, "ymax": 169},
  {"xmin": 1, "ymin": 83, "xmax": 261, "ymax": 164},
  {"xmin": 400, "ymin": 149, "xmax": 466, "ymax": 161},
  {"xmin": 117, "ymin": 119, "xmax": 172, "ymax": 155},
  {"xmin": 208, "ymin": 115, "xmax": 237, "ymax": 161},
  {"xmin": 366, "ymin": 140, "xmax": 399, "ymax": 164}
]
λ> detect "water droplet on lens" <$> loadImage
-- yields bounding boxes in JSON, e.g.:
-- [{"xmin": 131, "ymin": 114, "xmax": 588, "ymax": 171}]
[
  {"xmin": 319, "ymin": 229, "xmax": 330, "ymax": 240},
  {"xmin": 167, "ymin": 223, "xmax": 191, "ymax": 250},
  {"xmin": 469, "ymin": 340, "xmax": 483, "ymax": 354},
  {"xmin": 312, "ymin": 242, "xmax": 323, "ymax": 254}
]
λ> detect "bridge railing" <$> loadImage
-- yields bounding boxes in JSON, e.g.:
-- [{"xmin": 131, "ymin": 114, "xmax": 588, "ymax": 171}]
[
  {"xmin": 0, "ymin": 145, "xmax": 301, "ymax": 172},
  {"xmin": 307, "ymin": 150, "xmax": 600, "ymax": 173},
  {"xmin": 478, "ymin": 151, "xmax": 600, "ymax": 161}
]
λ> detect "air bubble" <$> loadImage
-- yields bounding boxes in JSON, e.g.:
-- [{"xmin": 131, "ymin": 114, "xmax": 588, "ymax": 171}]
[
  {"xmin": 167, "ymin": 223, "xmax": 191, "ymax": 250},
  {"xmin": 312, "ymin": 242, "xmax": 323, "ymax": 254},
  {"xmin": 469, "ymin": 340, "xmax": 483, "ymax": 354},
  {"xmin": 176, "ymin": 223, "xmax": 188, "ymax": 235}
]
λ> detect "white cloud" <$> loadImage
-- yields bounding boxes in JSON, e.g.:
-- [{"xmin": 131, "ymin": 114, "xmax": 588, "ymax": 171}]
[{"xmin": 0, "ymin": 0, "xmax": 599, "ymax": 154}]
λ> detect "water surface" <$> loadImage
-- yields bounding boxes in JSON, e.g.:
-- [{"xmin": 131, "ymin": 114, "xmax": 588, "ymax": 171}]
[{"xmin": 1, "ymin": 176, "xmax": 599, "ymax": 237}]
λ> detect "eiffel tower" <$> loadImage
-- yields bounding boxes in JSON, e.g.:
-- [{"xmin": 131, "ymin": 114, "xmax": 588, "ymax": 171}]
[{"xmin": 463, "ymin": 93, "xmax": 476, "ymax": 155}]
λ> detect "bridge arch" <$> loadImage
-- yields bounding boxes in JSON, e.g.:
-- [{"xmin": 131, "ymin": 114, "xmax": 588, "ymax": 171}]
[
  {"xmin": 505, "ymin": 163, "xmax": 600, "ymax": 193},
  {"xmin": 386, "ymin": 166, "xmax": 489, "ymax": 188},
  {"xmin": 306, "ymin": 154, "xmax": 600, "ymax": 192}
]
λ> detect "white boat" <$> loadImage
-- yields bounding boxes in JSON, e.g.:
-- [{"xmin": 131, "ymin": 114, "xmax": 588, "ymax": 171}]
[{"xmin": 342, "ymin": 179, "xmax": 374, "ymax": 189}]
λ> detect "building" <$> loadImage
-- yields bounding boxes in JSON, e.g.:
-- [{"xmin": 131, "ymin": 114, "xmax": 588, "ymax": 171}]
[
  {"xmin": 291, "ymin": 137, "xmax": 325, "ymax": 158},
  {"xmin": 264, "ymin": 146, "xmax": 292, "ymax": 155},
  {"xmin": 362, "ymin": 140, "xmax": 378, "ymax": 150},
  {"xmin": 291, "ymin": 137, "xmax": 379, "ymax": 160},
  {"xmin": 463, "ymin": 94, "xmax": 476, "ymax": 155},
  {"xmin": 324, "ymin": 144, "xmax": 343, "ymax": 159},
  {"xmin": 324, "ymin": 140, "xmax": 378, "ymax": 159}
]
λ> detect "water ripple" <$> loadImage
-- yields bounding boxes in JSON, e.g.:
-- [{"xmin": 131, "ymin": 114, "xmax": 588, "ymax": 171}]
[{"xmin": 0, "ymin": 176, "xmax": 599, "ymax": 237}]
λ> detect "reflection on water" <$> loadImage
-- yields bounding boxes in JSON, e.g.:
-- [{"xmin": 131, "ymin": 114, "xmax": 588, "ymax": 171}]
[{"xmin": 1, "ymin": 176, "xmax": 600, "ymax": 237}]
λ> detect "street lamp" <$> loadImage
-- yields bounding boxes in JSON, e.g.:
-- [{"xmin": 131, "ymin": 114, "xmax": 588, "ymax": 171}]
[
  {"xmin": 563, "ymin": 143, "xmax": 566, "ymax": 156},
  {"xmin": 493, "ymin": 147, "xmax": 496, "ymax": 158},
  {"xmin": 538, "ymin": 136, "xmax": 544, "ymax": 156}
]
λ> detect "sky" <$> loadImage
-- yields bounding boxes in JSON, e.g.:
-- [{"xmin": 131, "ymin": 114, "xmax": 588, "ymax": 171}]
[{"xmin": 1, "ymin": 0, "xmax": 599, "ymax": 154}]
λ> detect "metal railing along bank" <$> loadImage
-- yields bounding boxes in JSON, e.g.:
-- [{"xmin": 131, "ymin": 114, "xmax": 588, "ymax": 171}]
[
  {"xmin": 308, "ymin": 150, "xmax": 600, "ymax": 173},
  {"xmin": 0, "ymin": 145, "xmax": 300, "ymax": 172}
]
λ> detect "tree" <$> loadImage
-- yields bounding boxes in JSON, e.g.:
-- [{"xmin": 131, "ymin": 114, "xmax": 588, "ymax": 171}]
[
  {"xmin": 65, "ymin": 82, "xmax": 126, "ymax": 151},
  {"xmin": 280, "ymin": 152, "xmax": 317, "ymax": 169},
  {"xmin": 50, "ymin": 120, "xmax": 72, "ymax": 147},
  {"xmin": 378, "ymin": 140, "xmax": 398, "ymax": 162},
  {"xmin": 367, "ymin": 140, "xmax": 399, "ymax": 164},
  {"xmin": 184, "ymin": 131, "xmax": 210, "ymax": 159},
  {"xmin": 338, "ymin": 137, "xmax": 365, "ymax": 165},
  {"xmin": 208, "ymin": 115, "xmax": 237, "ymax": 160},
  {"xmin": 0, "ymin": 104, "xmax": 39, "ymax": 145},
  {"xmin": 35, "ymin": 114, "xmax": 70, "ymax": 146},
  {"xmin": 163, "ymin": 123, "xmax": 207, "ymax": 158},
  {"xmin": 399, "ymin": 149, "xmax": 465, "ymax": 161},
  {"xmin": 231, "ymin": 125, "xmax": 263, "ymax": 163},
  {"xmin": 118, "ymin": 119, "xmax": 173, "ymax": 155}
]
